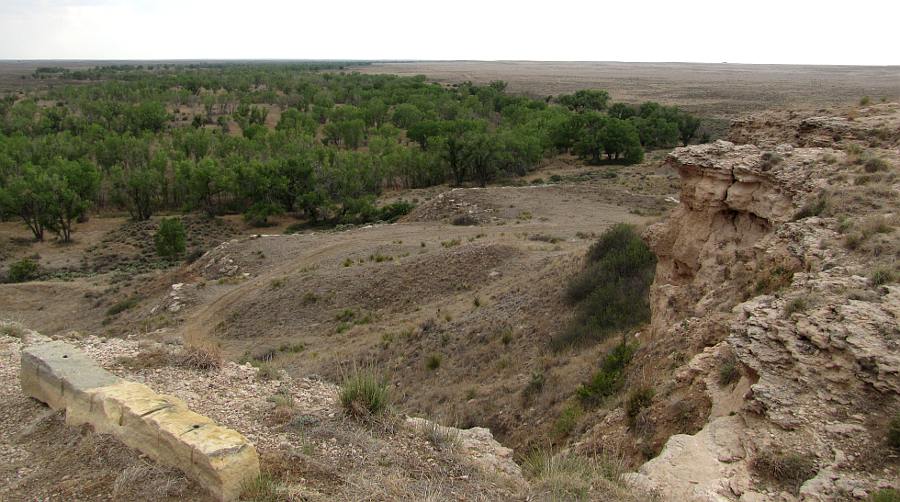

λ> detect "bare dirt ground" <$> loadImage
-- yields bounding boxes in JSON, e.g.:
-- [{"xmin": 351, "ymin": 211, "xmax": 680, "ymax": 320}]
[{"xmin": 360, "ymin": 61, "xmax": 900, "ymax": 118}]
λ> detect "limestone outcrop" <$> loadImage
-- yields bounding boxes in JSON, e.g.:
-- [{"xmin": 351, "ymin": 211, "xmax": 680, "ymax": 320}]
[
  {"xmin": 20, "ymin": 340, "xmax": 259, "ymax": 501},
  {"xmin": 632, "ymin": 107, "xmax": 900, "ymax": 501}
]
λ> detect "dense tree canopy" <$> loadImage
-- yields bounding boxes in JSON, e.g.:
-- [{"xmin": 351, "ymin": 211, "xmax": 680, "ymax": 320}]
[{"xmin": 0, "ymin": 63, "xmax": 705, "ymax": 239}]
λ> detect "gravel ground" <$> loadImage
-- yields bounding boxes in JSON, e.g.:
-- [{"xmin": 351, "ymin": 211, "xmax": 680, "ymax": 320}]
[{"xmin": 0, "ymin": 328, "xmax": 526, "ymax": 501}]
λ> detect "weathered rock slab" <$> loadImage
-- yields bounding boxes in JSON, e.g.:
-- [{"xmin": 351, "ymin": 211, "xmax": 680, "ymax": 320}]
[{"xmin": 20, "ymin": 341, "xmax": 259, "ymax": 501}]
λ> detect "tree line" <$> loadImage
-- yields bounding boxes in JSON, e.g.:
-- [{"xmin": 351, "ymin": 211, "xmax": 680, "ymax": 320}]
[{"xmin": 0, "ymin": 64, "xmax": 706, "ymax": 241}]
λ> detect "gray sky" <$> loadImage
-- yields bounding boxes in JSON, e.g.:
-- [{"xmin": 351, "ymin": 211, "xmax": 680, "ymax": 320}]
[{"xmin": 2, "ymin": 0, "xmax": 897, "ymax": 64}]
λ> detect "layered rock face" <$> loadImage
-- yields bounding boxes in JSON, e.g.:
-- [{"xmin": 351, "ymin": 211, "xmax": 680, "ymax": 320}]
[
  {"xmin": 645, "ymin": 140, "xmax": 824, "ymax": 338},
  {"xmin": 632, "ymin": 112, "xmax": 900, "ymax": 501}
]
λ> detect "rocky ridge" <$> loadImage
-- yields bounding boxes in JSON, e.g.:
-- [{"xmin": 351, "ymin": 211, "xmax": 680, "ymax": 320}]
[{"xmin": 629, "ymin": 105, "xmax": 900, "ymax": 501}]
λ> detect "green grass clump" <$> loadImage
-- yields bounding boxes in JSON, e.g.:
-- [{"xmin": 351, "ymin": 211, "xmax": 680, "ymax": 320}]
[
  {"xmin": 625, "ymin": 386, "xmax": 655, "ymax": 425},
  {"xmin": 888, "ymin": 413, "xmax": 900, "ymax": 450},
  {"xmin": 105, "ymin": 296, "xmax": 141, "ymax": 316},
  {"xmin": 793, "ymin": 195, "xmax": 828, "ymax": 220},
  {"xmin": 576, "ymin": 343, "xmax": 636, "ymax": 407},
  {"xmin": 871, "ymin": 268, "xmax": 896, "ymax": 287},
  {"xmin": 425, "ymin": 353, "xmax": 442, "ymax": 371},
  {"xmin": 240, "ymin": 473, "xmax": 281, "ymax": 502},
  {"xmin": 871, "ymin": 489, "xmax": 900, "ymax": 502},
  {"xmin": 339, "ymin": 369, "xmax": 390, "ymax": 419},
  {"xmin": 718, "ymin": 356, "xmax": 740, "ymax": 386},
  {"xmin": 553, "ymin": 224, "xmax": 656, "ymax": 349},
  {"xmin": 8, "ymin": 258, "xmax": 39, "ymax": 283}
]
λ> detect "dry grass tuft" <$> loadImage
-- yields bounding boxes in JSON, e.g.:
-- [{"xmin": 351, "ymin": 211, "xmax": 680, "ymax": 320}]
[{"xmin": 177, "ymin": 343, "xmax": 223, "ymax": 371}]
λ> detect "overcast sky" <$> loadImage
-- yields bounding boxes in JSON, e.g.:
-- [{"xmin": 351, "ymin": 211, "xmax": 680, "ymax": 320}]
[{"xmin": 1, "ymin": 0, "xmax": 897, "ymax": 65}]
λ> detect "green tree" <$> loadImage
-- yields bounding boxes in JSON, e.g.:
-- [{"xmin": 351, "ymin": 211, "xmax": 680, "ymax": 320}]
[
  {"xmin": 558, "ymin": 90, "xmax": 610, "ymax": 112},
  {"xmin": 155, "ymin": 217, "xmax": 186, "ymax": 259},
  {"xmin": 0, "ymin": 166, "xmax": 55, "ymax": 241},
  {"xmin": 176, "ymin": 158, "xmax": 234, "ymax": 217},
  {"xmin": 459, "ymin": 131, "xmax": 500, "ymax": 187}
]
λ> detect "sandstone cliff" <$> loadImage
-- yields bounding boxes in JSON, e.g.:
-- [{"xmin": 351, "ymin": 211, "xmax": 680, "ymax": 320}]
[{"xmin": 629, "ymin": 105, "xmax": 900, "ymax": 501}]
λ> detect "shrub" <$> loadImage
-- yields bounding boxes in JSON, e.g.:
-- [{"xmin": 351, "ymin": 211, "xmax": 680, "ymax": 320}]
[
  {"xmin": 784, "ymin": 297, "xmax": 808, "ymax": 316},
  {"xmin": 240, "ymin": 473, "xmax": 281, "ymax": 502},
  {"xmin": 154, "ymin": 217, "xmax": 186, "ymax": 259},
  {"xmin": 106, "ymin": 296, "xmax": 141, "ymax": 316},
  {"xmin": 871, "ymin": 268, "xmax": 895, "ymax": 287},
  {"xmin": 718, "ymin": 356, "xmax": 740, "ymax": 386},
  {"xmin": 554, "ymin": 224, "xmax": 656, "ymax": 349},
  {"xmin": 339, "ymin": 368, "xmax": 390, "ymax": 419},
  {"xmin": 419, "ymin": 420, "xmax": 461, "ymax": 451},
  {"xmin": 378, "ymin": 200, "xmax": 414, "ymax": 222},
  {"xmin": 793, "ymin": 196, "xmax": 828, "ymax": 220},
  {"xmin": 553, "ymin": 403, "xmax": 583, "ymax": 438},
  {"xmin": 178, "ymin": 344, "xmax": 222, "ymax": 370},
  {"xmin": 244, "ymin": 202, "xmax": 283, "ymax": 227},
  {"xmin": 8, "ymin": 258, "xmax": 38, "ymax": 283},
  {"xmin": 860, "ymin": 96, "xmax": 871, "ymax": 106},
  {"xmin": 0, "ymin": 322, "xmax": 26, "ymax": 338},
  {"xmin": 752, "ymin": 451, "xmax": 817, "ymax": 493},
  {"xmin": 865, "ymin": 157, "xmax": 889, "ymax": 173},
  {"xmin": 576, "ymin": 343, "xmax": 636, "ymax": 406},
  {"xmin": 425, "ymin": 353, "xmax": 442, "ymax": 370},
  {"xmin": 871, "ymin": 489, "xmax": 900, "ymax": 502},
  {"xmin": 255, "ymin": 363, "xmax": 280, "ymax": 381},
  {"xmin": 626, "ymin": 387, "xmax": 655, "ymax": 425},
  {"xmin": 452, "ymin": 214, "xmax": 477, "ymax": 226},
  {"xmin": 522, "ymin": 449, "xmax": 643, "ymax": 501},
  {"xmin": 522, "ymin": 371, "xmax": 546, "ymax": 401},
  {"xmin": 888, "ymin": 413, "xmax": 900, "ymax": 450}
]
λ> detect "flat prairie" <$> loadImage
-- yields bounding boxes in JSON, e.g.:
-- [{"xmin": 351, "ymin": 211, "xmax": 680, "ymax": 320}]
[{"xmin": 360, "ymin": 60, "xmax": 900, "ymax": 117}]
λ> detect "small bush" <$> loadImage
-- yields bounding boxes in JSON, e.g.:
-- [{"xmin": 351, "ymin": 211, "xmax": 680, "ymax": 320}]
[
  {"xmin": 576, "ymin": 343, "xmax": 636, "ymax": 406},
  {"xmin": 419, "ymin": 420, "xmax": 461, "ymax": 451},
  {"xmin": 784, "ymin": 297, "xmax": 808, "ymax": 316},
  {"xmin": 888, "ymin": 413, "xmax": 900, "ymax": 450},
  {"xmin": 255, "ymin": 363, "xmax": 280, "ymax": 381},
  {"xmin": 718, "ymin": 356, "xmax": 740, "ymax": 386},
  {"xmin": 753, "ymin": 451, "xmax": 817, "ymax": 493},
  {"xmin": 106, "ymin": 296, "xmax": 141, "ymax": 316},
  {"xmin": 243, "ymin": 202, "xmax": 283, "ymax": 227},
  {"xmin": 378, "ymin": 200, "xmax": 414, "ymax": 222},
  {"xmin": 860, "ymin": 96, "xmax": 871, "ymax": 106},
  {"xmin": 240, "ymin": 472, "xmax": 281, "ymax": 502},
  {"xmin": 154, "ymin": 218, "xmax": 186, "ymax": 259},
  {"xmin": 522, "ymin": 371, "xmax": 546, "ymax": 401},
  {"xmin": 871, "ymin": 268, "xmax": 895, "ymax": 287},
  {"xmin": 793, "ymin": 196, "xmax": 828, "ymax": 220},
  {"xmin": 865, "ymin": 157, "xmax": 889, "ymax": 173},
  {"xmin": 553, "ymin": 224, "xmax": 656, "ymax": 349},
  {"xmin": 522, "ymin": 449, "xmax": 643, "ymax": 501},
  {"xmin": 529, "ymin": 234, "xmax": 561, "ymax": 244},
  {"xmin": 452, "ymin": 214, "xmax": 477, "ymax": 226},
  {"xmin": 0, "ymin": 322, "xmax": 26, "ymax": 338},
  {"xmin": 8, "ymin": 258, "xmax": 39, "ymax": 283},
  {"xmin": 425, "ymin": 353, "xmax": 442, "ymax": 371},
  {"xmin": 871, "ymin": 489, "xmax": 900, "ymax": 502},
  {"xmin": 553, "ymin": 404, "xmax": 583, "ymax": 438},
  {"xmin": 178, "ymin": 344, "xmax": 222, "ymax": 370},
  {"xmin": 339, "ymin": 369, "xmax": 390, "ymax": 419},
  {"xmin": 626, "ymin": 387, "xmax": 655, "ymax": 425}
]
